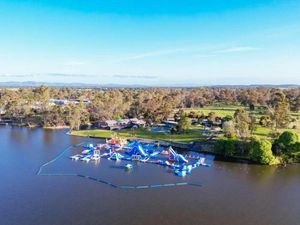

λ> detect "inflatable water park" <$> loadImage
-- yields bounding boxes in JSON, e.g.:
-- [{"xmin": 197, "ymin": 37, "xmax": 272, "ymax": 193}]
[{"xmin": 69, "ymin": 137, "xmax": 211, "ymax": 177}]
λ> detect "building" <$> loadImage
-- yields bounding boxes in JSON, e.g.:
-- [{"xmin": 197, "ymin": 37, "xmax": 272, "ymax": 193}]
[{"xmin": 98, "ymin": 118, "xmax": 146, "ymax": 130}]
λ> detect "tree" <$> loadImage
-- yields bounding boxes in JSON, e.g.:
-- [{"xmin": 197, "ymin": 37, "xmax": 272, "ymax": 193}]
[
  {"xmin": 33, "ymin": 86, "xmax": 50, "ymax": 112},
  {"xmin": 273, "ymin": 131, "xmax": 300, "ymax": 155},
  {"xmin": 268, "ymin": 92, "xmax": 290, "ymax": 130},
  {"xmin": 67, "ymin": 104, "xmax": 89, "ymax": 130},
  {"xmin": 249, "ymin": 115, "xmax": 257, "ymax": 134},
  {"xmin": 234, "ymin": 108, "xmax": 250, "ymax": 139},
  {"xmin": 294, "ymin": 95, "xmax": 300, "ymax": 112},
  {"xmin": 43, "ymin": 105, "xmax": 67, "ymax": 127},
  {"xmin": 207, "ymin": 112, "xmax": 217, "ymax": 123},
  {"xmin": 223, "ymin": 120, "xmax": 236, "ymax": 138},
  {"xmin": 259, "ymin": 115, "xmax": 271, "ymax": 127},
  {"xmin": 250, "ymin": 139, "xmax": 278, "ymax": 165},
  {"xmin": 277, "ymin": 131, "xmax": 299, "ymax": 146},
  {"xmin": 177, "ymin": 113, "xmax": 191, "ymax": 132},
  {"xmin": 249, "ymin": 103, "xmax": 255, "ymax": 111},
  {"xmin": 88, "ymin": 95, "xmax": 112, "ymax": 123}
]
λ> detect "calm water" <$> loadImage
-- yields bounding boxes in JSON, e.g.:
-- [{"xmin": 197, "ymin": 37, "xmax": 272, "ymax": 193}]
[{"xmin": 0, "ymin": 126, "xmax": 299, "ymax": 225}]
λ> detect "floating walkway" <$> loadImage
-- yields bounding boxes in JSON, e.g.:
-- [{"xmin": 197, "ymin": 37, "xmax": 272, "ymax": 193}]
[{"xmin": 36, "ymin": 142, "xmax": 202, "ymax": 190}]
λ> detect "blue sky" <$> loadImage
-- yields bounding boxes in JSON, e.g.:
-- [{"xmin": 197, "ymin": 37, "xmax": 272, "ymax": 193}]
[{"xmin": 0, "ymin": 0, "xmax": 300, "ymax": 85}]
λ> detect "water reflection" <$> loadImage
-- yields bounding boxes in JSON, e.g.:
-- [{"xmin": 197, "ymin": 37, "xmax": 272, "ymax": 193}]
[{"xmin": 0, "ymin": 126, "xmax": 299, "ymax": 225}]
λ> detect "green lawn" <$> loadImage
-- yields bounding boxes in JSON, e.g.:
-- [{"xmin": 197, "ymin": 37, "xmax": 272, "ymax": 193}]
[
  {"xmin": 253, "ymin": 126, "xmax": 300, "ymax": 139},
  {"xmin": 186, "ymin": 105, "xmax": 299, "ymax": 118},
  {"xmin": 184, "ymin": 105, "xmax": 255, "ymax": 117},
  {"xmin": 72, "ymin": 127, "xmax": 205, "ymax": 143}
]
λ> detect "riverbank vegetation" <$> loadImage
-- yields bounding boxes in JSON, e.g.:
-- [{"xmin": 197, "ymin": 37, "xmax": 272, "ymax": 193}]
[{"xmin": 1, "ymin": 86, "xmax": 300, "ymax": 164}]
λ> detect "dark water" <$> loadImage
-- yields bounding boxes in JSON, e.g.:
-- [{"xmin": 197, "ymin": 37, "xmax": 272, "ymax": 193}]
[{"xmin": 0, "ymin": 127, "xmax": 299, "ymax": 225}]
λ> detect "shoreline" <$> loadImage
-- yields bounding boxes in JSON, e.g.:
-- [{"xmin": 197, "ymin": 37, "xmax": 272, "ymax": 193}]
[
  {"xmin": 1, "ymin": 123, "xmax": 70, "ymax": 130},
  {"xmin": 0, "ymin": 125, "xmax": 294, "ymax": 166},
  {"xmin": 68, "ymin": 130, "xmax": 257, "ymax": 165}
]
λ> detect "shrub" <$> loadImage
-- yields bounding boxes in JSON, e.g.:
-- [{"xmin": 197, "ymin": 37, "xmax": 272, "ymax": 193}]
[
  {"xmin": 290, "ymin": 142, "xmax": 300, "ymax": 152},
  {"xmin": 214, "ymin": 138, "xmax": 237, "ymax": 157},
  {"xmin": 273, "ymin": 131, "xmax": 300, "ymax": 155},
  {"xmin": 277, "ymin": 131, "xmax": 299, "ymax": 146},
  {"xmin": 250, "ymin": 139, "xmax": 278, "ymax": 165}
]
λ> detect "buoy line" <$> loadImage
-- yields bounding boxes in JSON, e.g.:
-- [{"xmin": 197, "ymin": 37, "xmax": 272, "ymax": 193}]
[{"xmin": 37, "ymin": 142, "xmax": 202, "ymax": 189}]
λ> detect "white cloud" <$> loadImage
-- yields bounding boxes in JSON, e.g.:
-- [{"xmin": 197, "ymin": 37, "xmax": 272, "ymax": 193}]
[
  {"xmin": 214, "ymin": 46, "xmax": 261, "ymax": 53},
  {"xmin": 62, "ymin": 60, "xmax": 87, "ymax": 66}
]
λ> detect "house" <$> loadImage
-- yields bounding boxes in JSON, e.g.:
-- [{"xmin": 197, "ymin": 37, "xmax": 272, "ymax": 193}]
[
  {"xmin": 49, "ymin": 98, "xmax": 91, "ymax": 106},
  {"xmin": 98, "ymin": 118, "xmax": 146, "ymax": 130},
  {"xmin": 130, "ymin": 118, "xmax": 146, "ymax": 127}
]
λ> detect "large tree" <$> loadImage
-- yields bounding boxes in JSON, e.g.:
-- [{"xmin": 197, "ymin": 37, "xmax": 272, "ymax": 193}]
[
  {"xmin": 268, "ymin": 92, "xmax": 290, "ymax": 130},
  {"xmin": 234, "ymin": 108, "xmax": 251, "ymax": 139},
  {"xmin": 67, "ymin": 104, "xmax": 89, "ymax": 130},
  {"xmin": 177, "ymin": 113, "xmax": 191, "ymax": 132}
]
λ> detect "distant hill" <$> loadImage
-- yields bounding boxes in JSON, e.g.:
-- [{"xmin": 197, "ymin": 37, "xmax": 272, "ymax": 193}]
[
  {"xmin": 0, "ymin": 81, "xmax": 299, "ymax": 89},
  {"xmin": 0, "ymin": 81, "xmax": 149, "ymax": 88},
  {"xmin": 207, "ymin": 84, "xmax": 300, "ymax": 89}
]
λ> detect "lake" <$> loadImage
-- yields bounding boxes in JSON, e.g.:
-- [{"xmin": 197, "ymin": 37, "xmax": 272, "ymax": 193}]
[{"xmin": 0, "ymin": 126, "xmax": 299, "ymax": 225}]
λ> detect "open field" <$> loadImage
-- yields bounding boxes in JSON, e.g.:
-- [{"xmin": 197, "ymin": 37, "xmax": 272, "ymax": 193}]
[
  {"xmin": 184, "ymin": 105, "xmax": 268, "ymax": 117},
  {"xmin": 252, "ymin": 126, "xmax": 300, "ymax": 139},
  {"xmin": 185, "ymin": 105, "xmax": 300, "ymax": 118},
  {"xmin": 185, "ymin": 106, "xmax": 244, "ymax": 117},
  {"xmin": 72, "ymin": 127, "xmax": 206, "ymax": 143}
]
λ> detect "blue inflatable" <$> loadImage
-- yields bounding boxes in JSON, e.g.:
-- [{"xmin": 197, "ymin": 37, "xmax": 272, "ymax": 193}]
[{"xmin": 126, "ymin": 144, "xmax": 148, "ymax": 157}]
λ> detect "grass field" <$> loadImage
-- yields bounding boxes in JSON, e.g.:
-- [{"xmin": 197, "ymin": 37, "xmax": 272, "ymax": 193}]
[
  {"xmin": 184, "ymin": 105, "xmax": 267, "ymax": 117},
  {"xmin": 253, "ymin": 126, "xmax": 300, "ymax": 139},
  {"xmin": 184, "ymin": 106, "xmax": 241, "ymax": 117},
  {"xmin": 185, "ymin": 105, "xmax": 300, "ymax": 118},
  {"xmin": 72, "ymin": 127, "xmax": 206, "ymax": 143}
]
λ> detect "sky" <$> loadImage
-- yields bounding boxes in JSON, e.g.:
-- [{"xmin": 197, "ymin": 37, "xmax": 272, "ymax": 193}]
[{"xmin": 0, "ymin": 0, "xmax": 300, "ymax": 86}]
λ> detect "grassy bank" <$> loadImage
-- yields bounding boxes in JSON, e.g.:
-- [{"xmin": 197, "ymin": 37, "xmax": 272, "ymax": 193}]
[
  {"xmin": 71, "ymin": 127, "xmax": 206, "ymax": 143},
  {"xmin": 185, "ymin": 105, "xmax": 300, "ymax": 139}
]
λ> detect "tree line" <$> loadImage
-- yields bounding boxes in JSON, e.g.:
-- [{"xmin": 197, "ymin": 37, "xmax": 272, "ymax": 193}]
[{"xmin": 0, "ymin": 86, "xmax": 300, "ymax": 130}]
